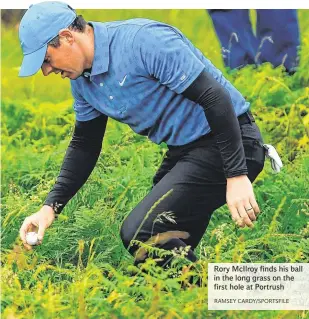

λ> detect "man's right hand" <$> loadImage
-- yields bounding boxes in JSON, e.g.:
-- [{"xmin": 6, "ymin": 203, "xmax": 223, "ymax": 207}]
[{"xmin": 19, "ymin": 205, "xmax": 56, "ymax": 250}]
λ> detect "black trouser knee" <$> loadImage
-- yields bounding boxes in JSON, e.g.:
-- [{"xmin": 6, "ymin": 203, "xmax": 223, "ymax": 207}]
[{"xmin": 120, "ymin": 119, "xmax": 265, "ymax": 270}]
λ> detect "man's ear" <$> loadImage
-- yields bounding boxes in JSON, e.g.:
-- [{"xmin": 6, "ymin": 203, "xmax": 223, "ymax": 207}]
[{"xmin": 58, "ymin": 29, "xmax": 74, "ymax": 44}]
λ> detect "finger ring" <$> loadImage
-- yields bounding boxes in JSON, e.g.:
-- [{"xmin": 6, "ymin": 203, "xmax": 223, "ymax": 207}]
[{"xmin": 245, "ymin": 207, "xmax": 253, "ymax": 211}]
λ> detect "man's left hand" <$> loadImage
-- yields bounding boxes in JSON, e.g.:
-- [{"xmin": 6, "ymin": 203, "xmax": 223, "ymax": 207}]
[{"xmin": 226, "ymin": 175, "xmax": 260, "ymax": 228}]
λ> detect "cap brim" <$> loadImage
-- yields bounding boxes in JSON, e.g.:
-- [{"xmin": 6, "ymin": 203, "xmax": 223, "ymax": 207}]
[{"xmin": 18, "ymin": 44, "xmax": 47, "ymax": 77}]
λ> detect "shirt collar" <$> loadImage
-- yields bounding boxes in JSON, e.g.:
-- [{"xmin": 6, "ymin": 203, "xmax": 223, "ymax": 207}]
[{"xmin": 85, "ymin": 21, "xmax": 110, "ymax": 78}]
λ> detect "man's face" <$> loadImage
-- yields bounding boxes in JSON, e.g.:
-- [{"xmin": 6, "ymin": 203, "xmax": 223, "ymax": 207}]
[{"xmin": 41, "ymin": 32, "xmax": 85, "ymax": 80}]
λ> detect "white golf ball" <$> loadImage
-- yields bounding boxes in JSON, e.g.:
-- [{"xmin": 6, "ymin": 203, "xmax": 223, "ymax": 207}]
[{"xmin": 26, "ymin": 232, "xmax": 39, "ymax": 246}]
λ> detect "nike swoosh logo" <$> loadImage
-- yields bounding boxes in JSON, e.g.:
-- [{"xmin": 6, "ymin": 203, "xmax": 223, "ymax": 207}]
[{"xmin": 119, "ymin": 75, "xmax": 127, "ymax": 86}]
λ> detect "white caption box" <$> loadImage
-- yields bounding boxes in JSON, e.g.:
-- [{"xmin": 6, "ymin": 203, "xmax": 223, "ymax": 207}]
[{"xmin": 208, "ymin": 263, "xmax": 309, "ymax": 310}]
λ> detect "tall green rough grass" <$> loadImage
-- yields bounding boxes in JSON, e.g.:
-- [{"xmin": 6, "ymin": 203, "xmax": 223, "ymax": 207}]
[{"xmin": 1, "ymin": 9, "xmax": 309, "ymax": 319}]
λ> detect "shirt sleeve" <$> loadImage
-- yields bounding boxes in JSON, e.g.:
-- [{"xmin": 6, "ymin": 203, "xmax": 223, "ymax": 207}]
[
  {"xmin": 44, "ymin": 115, "xmax": 108, "ymax": 215},
  {"xmin": 132, "ymin": 23, "xmax": 205, "ymax": 94},
  {"xmin": 71, "ymin": 82, "xmax": 101, "ymax": 121},
  {"xmin": 182, "ymin": 70, "xmax": 248, "ymax": 178}
]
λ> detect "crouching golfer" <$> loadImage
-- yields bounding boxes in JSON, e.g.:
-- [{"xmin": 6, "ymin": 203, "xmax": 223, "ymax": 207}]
[{"xmin": 19, "ymin": 1, "xmax": 265, "ymax": 267}]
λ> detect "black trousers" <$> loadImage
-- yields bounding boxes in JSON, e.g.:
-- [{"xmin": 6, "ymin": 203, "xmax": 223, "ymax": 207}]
[{"xmin": 120, "ymin": 112, "xmax": 265, "ymax": 267}]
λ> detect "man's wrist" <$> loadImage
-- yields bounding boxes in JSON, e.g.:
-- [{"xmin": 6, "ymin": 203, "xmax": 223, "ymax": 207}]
[
  {"xmin": 43, "ymin": 199, "xmax": 64, "ymax": 215},
  {"xmin": 42, "ymin": 204, "xmax": 57, "ymax": 217}
]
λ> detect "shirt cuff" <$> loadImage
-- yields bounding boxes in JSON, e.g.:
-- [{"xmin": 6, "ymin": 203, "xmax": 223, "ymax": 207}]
[{"xmin": 225, "ymin": 169, "xmax": 248, "ymax": 179}]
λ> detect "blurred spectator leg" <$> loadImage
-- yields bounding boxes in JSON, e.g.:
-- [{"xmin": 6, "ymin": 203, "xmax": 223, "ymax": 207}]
[
  {"xmin": 256, "ymin": 9, "xmax": 300, "ymax": 74},
  {"xmin": 207, "ymin": 9, "xmax": 258, "ymax": 69}
]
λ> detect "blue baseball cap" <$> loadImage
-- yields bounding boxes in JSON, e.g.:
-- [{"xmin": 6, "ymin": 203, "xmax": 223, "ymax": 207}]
[{"xmin": 18, "ymin": 1, "xmax": 77, "ymax": 77}]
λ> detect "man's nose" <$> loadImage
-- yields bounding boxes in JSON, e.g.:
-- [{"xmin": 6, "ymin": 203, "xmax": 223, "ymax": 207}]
[{"xmin": 41, "ymin": 64, "xmax": 53, "ymax": 76}]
